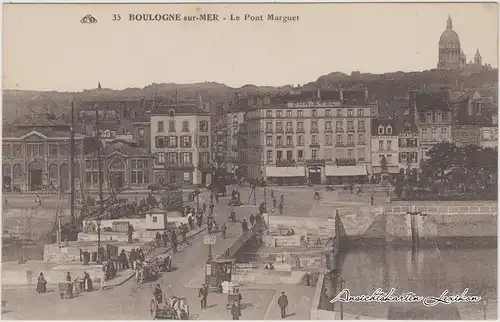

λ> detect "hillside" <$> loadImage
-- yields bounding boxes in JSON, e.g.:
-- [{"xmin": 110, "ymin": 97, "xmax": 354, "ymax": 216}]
[{"xmin": 2, "ymin": 68, "xmax": 497, "ymax": 121}]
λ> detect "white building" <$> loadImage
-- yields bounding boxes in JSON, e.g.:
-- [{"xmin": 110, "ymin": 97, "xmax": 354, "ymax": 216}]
[
  {"xmin": 371, "ymin": 119, "xmax": 400, "ymax": 180},
  {"xmin": 479, "ymin": 127, "xmax": 498, "ymax": 150}
]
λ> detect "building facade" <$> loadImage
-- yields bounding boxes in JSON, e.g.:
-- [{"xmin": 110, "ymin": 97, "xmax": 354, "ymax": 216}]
[
  {"xmin": 238, "ymin": 88, "xmax": 377, "ymax": 185},
  {"xmin": 83, "ymin": 138, "xmax": 153, "ymax": 192},
  {"xmin": 150, "ymin": 103, "xmax": 211, "ymax": 186},
  {"xmin": 371, "ymin": 119, "xmax": 400, "ymax": 180},
  {"xmin": 414, "ymin": 92, "xmax": 453, "ymax": 160},
  {"xmin": 2, "ymin": 116, "xmax": 84, "ymax": 192},
  {"xmin": 226, "ymin": 110, "xmax": 246, "ymax": 174},
  {"xmin": 479, "ymin": 127, "xmax": 498, "ymax": 150}
]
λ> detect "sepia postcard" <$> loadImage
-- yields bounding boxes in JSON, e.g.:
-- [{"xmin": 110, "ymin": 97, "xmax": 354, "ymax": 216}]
[{"xmin": 1, "ymin": 2, "xmax": 498, "ymax": 320}]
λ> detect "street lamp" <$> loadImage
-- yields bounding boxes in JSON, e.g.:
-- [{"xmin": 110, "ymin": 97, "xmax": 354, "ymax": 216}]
[
  {"xmin": 480, "ymin": 298, "xmax": 488, "ymax": 320},
  {"xmin": 97, "ymin": 215, "xmax": 102, "ymax": 264}
]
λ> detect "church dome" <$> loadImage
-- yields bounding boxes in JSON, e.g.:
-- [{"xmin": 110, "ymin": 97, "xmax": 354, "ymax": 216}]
[{"xmin": 439, "ymin": 16, "xmax": 460, "ymax": 49}]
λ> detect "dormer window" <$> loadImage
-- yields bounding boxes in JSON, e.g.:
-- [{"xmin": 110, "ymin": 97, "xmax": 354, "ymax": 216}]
[
  {"xmin": 378, "ymin": 125, "xmax": 384, "ymax": 135},
  {"xmin": 169, "ymin": 109, "xmax": 175, "ymax": 117},
  {"xmin": 386, "ymin": 125, "xmax": 392, "ymax": 135}
]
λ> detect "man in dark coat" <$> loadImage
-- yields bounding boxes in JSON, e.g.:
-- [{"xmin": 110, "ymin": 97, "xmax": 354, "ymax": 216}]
[
  {"xmin": 171, "ymin": 229, "xmax": 178, "ymax": 253},
  {"xmin": 198, "ymin": 283, "xmax": 208, "ymax": 309},
  {"xmin": 249, "ymin": 213, "xmax": 255, "ymax": 226},
  {"xmin": 162, "ymin": 231, "xmax": 168, "ymax": 247},
  {"xmin": 231, "ymin": 302, "xmax": 241, "ymax": 320},
  {"xmin": 278, "ymin": 291, "xmax": 288, "ymax": 319},
  {"xmin": 241, "ymin": 219, "xmax": 249, "ymax": 233}
]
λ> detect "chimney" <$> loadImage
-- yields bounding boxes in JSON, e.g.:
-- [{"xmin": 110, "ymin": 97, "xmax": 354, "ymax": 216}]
[
  {"xmin": 317, "ymin": 88, "xmax": 321, "ymax": 101},
  {"xmin": 340, "ymin": 88, "xmax": 344, "ymax": 102},
  {"xmin": 364, "ymin": 87, "xmax": 369, "ymax": 102}
]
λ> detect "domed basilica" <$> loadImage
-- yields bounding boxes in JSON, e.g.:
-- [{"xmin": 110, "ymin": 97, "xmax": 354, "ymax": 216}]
[{"xmin": 437, "ymin": 16, "xmax": 483, "ymax": 70}]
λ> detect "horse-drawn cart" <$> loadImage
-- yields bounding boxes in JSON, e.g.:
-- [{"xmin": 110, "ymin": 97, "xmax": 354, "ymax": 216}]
[
  {"xmin": 150, "ymin": 297, "xmax": 176, "ymax": 320},
  {"xmin": 137, "ymin": 260, "xmax": 161, "ymax": 284}
]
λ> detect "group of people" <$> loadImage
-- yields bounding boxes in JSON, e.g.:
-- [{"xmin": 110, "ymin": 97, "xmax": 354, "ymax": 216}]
[{"xmin": 270, "ymin": 190, "xmax": 285, "ymax": 215}]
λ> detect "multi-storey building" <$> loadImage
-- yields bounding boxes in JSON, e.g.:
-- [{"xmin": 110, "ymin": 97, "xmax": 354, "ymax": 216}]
[
  {"xmin": 371, "ymin": 119, "xmax": 399, "ymax": 180},
  {"xmin": 83, "ymin": 138, "xmax": 153, "ymax": 192},
  {"xmin": 480, "ymin": 126, "xmax": 498, "ymax": 150},
  {"xmin": 226, "ymin": 110, "xmax": 246, "ymax": 174},
  {"xmin": 150, "ymin": 103, "xmax": 211, "ymax": 186},
  {"xmin": 2, "ymin": 115, "xmax": 84, "ymax": 192},
  {"xmin": 393, "ymin": 95, "xmax": 420, "ymax": 172},
  {"xmin": 238, "ymin": 88, "xmax": 377, "ymax": 185},
  {"xmin": 413, "ymin": 91, "xmax": 453, "ymax": 160}
]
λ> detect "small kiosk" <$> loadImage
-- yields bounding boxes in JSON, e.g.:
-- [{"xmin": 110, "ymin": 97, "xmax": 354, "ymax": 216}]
[{"xmin": 205, "ymin": 259, "xmax": 235, "ymax": 289}]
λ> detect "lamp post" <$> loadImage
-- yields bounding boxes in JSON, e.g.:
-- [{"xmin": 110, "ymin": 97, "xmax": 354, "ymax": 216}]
[
  {"xmin": 480, "ymin": 298, "xmax": 488, "ymax": 320},
  {"xmin": 338, "ymin": 277, "xmax": 345, "ymax": 320},
  {"xmin": 207, "ymin": 231, "xmax": 213, "ymax": 261},
  {"xmin": 95, "ymin": 105, "xmax": 104, "ymax": 264}
]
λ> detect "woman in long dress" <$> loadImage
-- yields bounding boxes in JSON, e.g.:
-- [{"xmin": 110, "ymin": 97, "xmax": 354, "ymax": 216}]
[
  {"xmin": 36, "ymin": 272, "xmax": 47, "ymax": 293},
  {"xmin": 84, "ymin": 271, "xmax": 93, "ymax": 291}
]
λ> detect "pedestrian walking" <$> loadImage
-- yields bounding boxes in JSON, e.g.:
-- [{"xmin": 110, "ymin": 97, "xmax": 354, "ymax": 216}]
[
  {"xmin": 100, "ymin": 267, "xmax": 107, "ymax": 291},
  {"xmin": 209, "ymin": 202, "xmax": 214, "ymax": 214},
  {"xmin": 171, "ymin": 229, "xmax": 178, "ymax": 253},
  {"xmin": 270, "ymin": 189, "xmax": 275, "ymax": 199},
  {"xmin": 231, "ymin": 302, "xmax": 241, "ymax": 320},
  {"xmin": 221, "ymin": 222, "xmax": 227, "ymax": 239},
  {"xmin": 35, "ymin": 194, "xmax": 42, "ymax": 206},
  {"xmin": 199, "ymin": 283, "xmax": 208, "ymax": 309},
  {"xmin": 278, "ymin": 291, "xmax": 289, "ymax": 319},
  {"xmin": 215, "ymin": 193, "xmax": 219, "ymax": 204},
  {"xmin": 370, "ymin": 195, "xmax": 374, "ymax": 205},
  {"xmin": 249, "ymin": 213, "xmax": 255, "ymax": 227},
  {"xmin": 162, "ymin": 230, "xmax": 169, "ymax": 247},
  {"xmin": 279, "ymin": 203, "xmax": 283, "ymax": 215},
  {"xmin": 273, "ymin": 196, "xmax": 277, "ymax": 209},
  {"xmin": 202, "ymin": 202, "xmax": 207, "ymax": 213},
  {"xmin": 119, "ymin": 250, "xmax": 129, "ymax": 270},
  {"xmin": 280, "ymin": 194, "xmax": 284, "ymax": 207},
  {"xmin": 242, "ymin": 219, "xmax": 249, "ymax": 233}
]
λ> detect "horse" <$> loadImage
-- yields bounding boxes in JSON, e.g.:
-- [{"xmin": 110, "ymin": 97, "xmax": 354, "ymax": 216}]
[{"xmin": 168, "ymin": 296, "xmax": 190, "ymax": 320}]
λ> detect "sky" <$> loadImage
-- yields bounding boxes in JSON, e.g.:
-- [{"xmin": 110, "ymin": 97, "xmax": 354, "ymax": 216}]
[{"xmin": 2, "ymin": 3, "xmax": 498, "ymax": 92}]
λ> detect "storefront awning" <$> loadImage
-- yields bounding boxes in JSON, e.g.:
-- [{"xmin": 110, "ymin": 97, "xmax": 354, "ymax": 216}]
[
  {"xmin": 325, "ymin": 165, "xmax": 367, "ymax": 177},
  {"xmin": 266, "ymin": 166, "xmax": 306, "ymax": 177}
]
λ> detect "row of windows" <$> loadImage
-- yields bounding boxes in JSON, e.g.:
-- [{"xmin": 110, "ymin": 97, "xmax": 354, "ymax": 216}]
[
  {"xmin": 376, "ymin": 140, "xmax": 395, "ymax": 151},
  {"xmin": 399, "ymin": 152, "xmax": 418, "ymax": 163},
  {"xmin": 156, "ymin": 120, "xmax": 209, "ymax": 133},
  {"xmin": 155, "ymin": 135, "xmax": 210, "ymax": 149},
  {"xmin": 265, "ymin": 134, "xmax": 367, "ymax": 147},
  {"xmin": 421, "ymin": 128, "xmax": 449, "ymax": 141},
  {"xmin": 419, "ymin": 111, "xmax": 451, "ymax": 124},
  {"xmin": 84, "ymin": 159, "xmax": 148, "ymax": 170},
  {"xmin": 265, "ymin": 108, "xmax": 365, "ymax": 118},
  {"xmin": 265, "ymin": 148, "xmax": 367, "ymax": 163},
  {"xmin": 3, "ymin": 144, "xmax": 83, "ymax": 158},
  {"xmin": 376, "ymin": 125, "xmax": 393, "ymax": 135},
  {"xmin": 398, "ymin": 138, "xmax": 418, "ymax": 148},
  {"xmin": 83, "ymin": 169, "xmax": 150, "ymax": 185},
  {"xmin": 265, "ymin": 120, "xmax": 366, "ymax": 132},
  {"xmin": 155, "ymin": 152, "xmax": 194, "ymax": 165}
]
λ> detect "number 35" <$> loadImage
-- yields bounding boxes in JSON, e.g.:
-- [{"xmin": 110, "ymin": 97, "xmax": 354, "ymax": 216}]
[{"xmin": 113, "ymin": 14, "xmax": 121, "ymax": 21}]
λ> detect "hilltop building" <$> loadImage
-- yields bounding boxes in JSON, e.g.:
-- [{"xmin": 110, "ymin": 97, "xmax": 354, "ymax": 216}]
[{"xmin": 437, "ymin": 16, "xmax": 489, "ymax": 70}]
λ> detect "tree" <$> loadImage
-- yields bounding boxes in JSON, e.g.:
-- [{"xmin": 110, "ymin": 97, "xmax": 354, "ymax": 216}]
[{"xmin": 425, "ymin": 142, "xmax": 458, "ymax": 182}]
